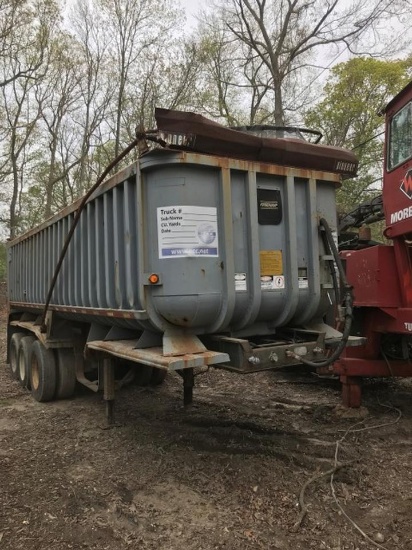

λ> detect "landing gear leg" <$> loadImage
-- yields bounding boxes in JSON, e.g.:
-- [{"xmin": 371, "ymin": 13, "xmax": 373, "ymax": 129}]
[
  {"xmin": 177, "ymin": 368, "xmax": 194, "ymax": 406},
  {"xmin": 103, "ymin": 358, "xmax": 116, "ymax": 424},
  {"xmin": 183, "ymin": 368, "xmax": 194, "ymax": 406}
]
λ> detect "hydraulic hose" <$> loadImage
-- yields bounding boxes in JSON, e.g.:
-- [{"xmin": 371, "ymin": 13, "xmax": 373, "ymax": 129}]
[
  {"xmin": 320, "ymin": 219, "xmax": 341, "ymax": 307},
  {"xmin": 289, "ymin": 217, "xmax": 354, "ymax": 368},
  {"xmin": 40, "ymin": 133, "xmax": 157, "ymax": 332}
]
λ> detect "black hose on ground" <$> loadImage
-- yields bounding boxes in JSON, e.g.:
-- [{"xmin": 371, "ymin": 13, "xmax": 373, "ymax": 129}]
[{"xmin": 290, "ymin": 217, "xmax": 354, "ymax": 368}]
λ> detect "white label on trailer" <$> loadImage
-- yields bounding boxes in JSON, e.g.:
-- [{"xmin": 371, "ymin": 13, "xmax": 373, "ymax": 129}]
[
  {"xmin": 298, "ymin": 277, "xmax": 309, "ymax": 289},
  {"xmin": 261, "ymin": 275, "xmax": 285, "ymax": 290},
  {"xmin": 157, "ymin": 206, "xmax": 218, "ymax": 259},
  {"xmin": 235, "ymin": 273, "xmax": 247, "ymax": 291}
]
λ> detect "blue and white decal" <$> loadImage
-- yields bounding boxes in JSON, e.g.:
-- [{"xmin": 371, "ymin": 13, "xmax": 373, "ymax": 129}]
[{"xmin": 157, "ymin": 205, "xmax": 218, "ymax": 259}]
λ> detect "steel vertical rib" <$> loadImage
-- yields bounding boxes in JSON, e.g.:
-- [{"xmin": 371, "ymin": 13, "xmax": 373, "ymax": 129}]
[
  {"xmin": 208, "ymin": 165, "xmax": 236, "ymax": 333},
  {"xmin": 232, "ymin": 169, "xmax": 261, "ymax": 330},
  {"xmin": 274, "ymin": 175, "xmax": 299, "ymax": 326},
  {"xmin": 296, "ymin": 177, "xmax": 321, "ymax": 323}
]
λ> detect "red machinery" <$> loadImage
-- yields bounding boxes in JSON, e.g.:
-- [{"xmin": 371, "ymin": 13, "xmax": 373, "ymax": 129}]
[{"xmin": 321, "ymin": 81, "xmax": 412, "ymax": 406}]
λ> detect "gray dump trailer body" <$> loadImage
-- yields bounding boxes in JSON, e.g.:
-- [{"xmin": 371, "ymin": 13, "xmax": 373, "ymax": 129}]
[{"xmin": 8, "ymin": 149, "xmax": 338, "ymax": 335}]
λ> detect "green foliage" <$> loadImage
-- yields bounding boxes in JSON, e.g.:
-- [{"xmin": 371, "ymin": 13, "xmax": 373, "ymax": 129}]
[{"xmin": 305, "ymin": 57, "xmax": 412, "ymax": 215}]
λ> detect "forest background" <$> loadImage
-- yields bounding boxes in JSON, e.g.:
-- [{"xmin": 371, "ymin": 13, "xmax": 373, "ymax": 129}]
[{"xmin": 1, "ymin": 0, "xmax": 412, "ymax": 278}]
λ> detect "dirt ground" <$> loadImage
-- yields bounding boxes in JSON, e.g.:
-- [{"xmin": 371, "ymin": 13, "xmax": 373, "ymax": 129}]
[{"xmin": 1, "ymin": 287, "xmax": 412, "ymax": 550}]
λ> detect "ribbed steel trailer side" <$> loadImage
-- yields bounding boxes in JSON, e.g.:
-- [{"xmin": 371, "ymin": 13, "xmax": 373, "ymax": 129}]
[{"xmin": 8, "ymin": 150, "xmax": 339, "ymax": 330}]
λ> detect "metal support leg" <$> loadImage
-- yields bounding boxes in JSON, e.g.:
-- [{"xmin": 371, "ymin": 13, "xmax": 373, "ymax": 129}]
[
  {"xmin": 103, "ymin": 358, "xmax": 116, "ymax": 424},
  {"xmin": 182, "ymin": 368, "xmax": 194, "ymax": 406},
  {"xmin": 341, "ymin": 375, "xmax": 362, "ymax": 408}
]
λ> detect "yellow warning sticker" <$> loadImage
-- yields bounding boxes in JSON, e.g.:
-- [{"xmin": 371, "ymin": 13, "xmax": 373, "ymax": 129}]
[{"xmin": 260, "ymin": 250, "xmax": 283, "ymax": 276}]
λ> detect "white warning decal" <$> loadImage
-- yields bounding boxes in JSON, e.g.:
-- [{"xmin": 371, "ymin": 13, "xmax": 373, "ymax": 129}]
[
  {"xmin": 235, "ymin": 273, "xmax": 247, "ymax": 291},
  {"xmin": 261, "ymin": 275, "xmax": 285, "ymax": 290}
]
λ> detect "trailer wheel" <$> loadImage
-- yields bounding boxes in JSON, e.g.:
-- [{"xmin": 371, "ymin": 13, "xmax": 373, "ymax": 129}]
[
  {"xmin": 30, "ymin": 340, "xmax": 57, "ymax": 402},
  {"xmin": 150, "ymin": 368, "xmax": 167, "ymax": 386},
  {"xmin": 55, "ymin": 349, "xmax": 76, "ymax": 399},
  {"xmin": 17, "ymin": 335, "xmax": 36, "ymax": 389},
  {"xmin": 9, "ymin": 332, "xmax": 25, "ymax": 380}
]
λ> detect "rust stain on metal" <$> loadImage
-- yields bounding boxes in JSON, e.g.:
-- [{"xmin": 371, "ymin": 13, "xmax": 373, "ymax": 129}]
[
  {"xmin": 10, "ymin": 320, "xmax": 73, "ymax": 349},
  {"xmin": 163, "ymin": 332, "xmax": 207, "ymax": 357},
  {"xmin": 8, "ymin": 301, "xmax": 147, "ymax": 320},
  {"xmin": 178, "ymin": 151, "xmax": 341, "ymax": 183},
  {"xmin": 156, "ymin": 108, "xmax": 357, "ymax": 177},
  {"xmin": 114, "ymin": 261, "xmax": 120, "ymax": 298},
  {"xmin": 86, "ymin": 339, "xmax": 229, "ymax": 371}
]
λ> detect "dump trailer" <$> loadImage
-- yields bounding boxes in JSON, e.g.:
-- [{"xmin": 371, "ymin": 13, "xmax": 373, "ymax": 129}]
[{"xmin": 6, "ymin": 109, "xmax": 358, "ymax": 420}]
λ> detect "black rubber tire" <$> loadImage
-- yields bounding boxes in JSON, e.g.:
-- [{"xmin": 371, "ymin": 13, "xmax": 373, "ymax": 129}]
[
  {"xmin": 17, "ymin": 335, "xmax": 36, "ymax": 389},
  {"xmin": 134, "ymin": 365, "xmax": 153, "ymax": 386},
  {"xmin": 9, "ymin": 332, "xmax": 25, "ymax": 380},
  {"xmin": 30, "ymin": 340, "xmax": 57, "ymax": 402},
  {"xmin": 55, "ymin": 348, "xmax": 76, "ymax": 399},
  {"xmin": 150, "ymin": 368, "xmax": 167, "ymax": 386}
]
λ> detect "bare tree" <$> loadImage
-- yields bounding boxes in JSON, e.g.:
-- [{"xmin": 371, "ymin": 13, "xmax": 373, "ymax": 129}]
[
  {"xmin": 34, "ymin": 35, "xmax": 85, "ymax": 219},
  {"xmin": 119, "ymin": 41, "xmax": 210, "ymax": 142},
  {"xmin": 96, "ymin": 0, "xmax": 181, "ymax": 157},
  {"xmin": 1, "ymin": 74, "xmax": 43, "ymax": 237},
  {"xmin": 68, "ymin": 0, "xmax": 115, "ymax": 195},
  {"xmin": 210, "ymin": 0, "xmax": 409, "ymax": 125},
  {"xmin": 0, "ymin": 0, "xmax": 59, "ymax": 88},
  {"xmin": 0, "ymin": 0, "xmax": 61, "ymax": 237},
  {"xmin": 193, "ymin": 19, "xmax": 247, "ymax": 124}
]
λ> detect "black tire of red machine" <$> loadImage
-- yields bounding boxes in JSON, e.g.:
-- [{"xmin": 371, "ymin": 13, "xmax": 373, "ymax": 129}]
[
  {"xmin": 9, "ymin": 332, "xmax": 25, "ymax": 380},
  {"xmin": 55, "ymin": 348, "xmax": 76, "ymax": 399},
  {"xmin": 17, "ymin": 335, "xmax": 36, "ymax": 389},
  {"xmin": 30, "ymin": 340, "xmax": 57, "ymax": 402}
]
